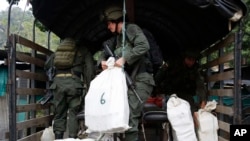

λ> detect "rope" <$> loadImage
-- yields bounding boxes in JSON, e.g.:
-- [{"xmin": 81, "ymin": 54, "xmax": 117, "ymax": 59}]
[{"xmin": 121, "ymin": 0, "xmax": 126, "ymax": 70}]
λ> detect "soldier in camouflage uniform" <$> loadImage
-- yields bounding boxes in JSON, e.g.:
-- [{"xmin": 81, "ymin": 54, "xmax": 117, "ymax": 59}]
[
  {"xmin": 154, "ymin": 50, "xmax": 207, "ymax": 114},
  {"xmin": 100, "ymin": 5, "xmax": 155, "ymax": 141},
  {"xmin": 45, "ymin": 38, "xmax": 95, "ymax": 139}
]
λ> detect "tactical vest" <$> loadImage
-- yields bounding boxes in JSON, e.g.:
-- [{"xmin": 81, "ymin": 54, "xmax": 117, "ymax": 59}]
[{"xmin": 54, "ymin": 39, "xmax": 76, "ymax": 69}]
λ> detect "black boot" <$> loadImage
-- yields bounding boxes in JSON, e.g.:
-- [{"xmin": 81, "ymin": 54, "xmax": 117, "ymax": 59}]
[{"xmin": 54, "ymin": 132, "xmax": 64, "ymax": 139}]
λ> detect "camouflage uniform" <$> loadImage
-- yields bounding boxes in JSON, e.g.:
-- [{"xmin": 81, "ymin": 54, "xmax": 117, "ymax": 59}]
[
  {"xmin": 102, "ymin": 23, "xmax": 155, "ymax": 141},
  {"xmin": 154, "ymin": 56, "xmax": 207, "ymax": 113},
  {"xmin": 101, "ymin": 5, "xmax": 155, "ymax": 140},
  {"xmin": 46, "ymin": 38, "xmax": 95, "ymax": 138}
]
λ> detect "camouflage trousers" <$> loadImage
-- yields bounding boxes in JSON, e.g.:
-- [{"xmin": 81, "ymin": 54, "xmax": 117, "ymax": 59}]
[
  {"xmin": 50, "ymin": 76, "xmax": 83, "ymax": 137},
  {"xmin": 124, "ymin": 79, "xmax": 153, "ymax": 141}
]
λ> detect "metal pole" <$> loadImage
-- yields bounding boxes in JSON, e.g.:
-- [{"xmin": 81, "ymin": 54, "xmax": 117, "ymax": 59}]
[
  {"xmin": 6, "ymin": 0, "xmax": 15, "ymax": 44},
  {"xmin": 47, "ymin": 31, "xmax": 51, "ymax": 50},
  {"xmin": 29, "ymin": 18, "xmax": 37, "ymax": 134},
  {"xmin": 6, "ymin": 1, "xmax": 16, "ymax": 141},
  {"xmin": 10, "ymin": 35, "xmax": 17, "ymax": 141},
  {"xmin": 233, "ymin": 20, "xmax": 243, "ymax": 124}
]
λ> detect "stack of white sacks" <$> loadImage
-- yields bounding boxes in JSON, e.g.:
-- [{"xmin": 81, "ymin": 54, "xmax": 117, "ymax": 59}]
[{"xmin": 167, "ymin": 94, "xmax": 219, "ymax": 141}]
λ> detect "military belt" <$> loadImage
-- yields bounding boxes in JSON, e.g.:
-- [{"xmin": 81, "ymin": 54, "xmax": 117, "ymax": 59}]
[{"xmin": 55, "ymin": 73, "xmax": 73, "ymax": 77}]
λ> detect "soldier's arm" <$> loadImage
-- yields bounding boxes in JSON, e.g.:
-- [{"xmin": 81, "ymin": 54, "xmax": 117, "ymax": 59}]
[
  {"xmin": 123, "ymin": 24, "xmax": 150, "ymax": 65},
  {"xmin": 195, "ymin": 70, "xmax": 207, "ymax": 108}
]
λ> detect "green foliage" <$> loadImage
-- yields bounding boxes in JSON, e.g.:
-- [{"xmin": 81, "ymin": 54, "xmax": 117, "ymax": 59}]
[
  {"xmin": 35, "ymin": 20, "xmax": 48, "ymax": 32},
  {"xmin": 0, "ymin": 6, "xmax": 59, "ymax": 52},
  {"xmin": 242, "ymin": 0, "xmax": 250, "ymax": 64}
]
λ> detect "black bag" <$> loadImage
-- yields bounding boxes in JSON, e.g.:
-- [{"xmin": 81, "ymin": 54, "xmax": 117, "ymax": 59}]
[
  {"xmin": 142, "ymin": 29, "xmax": 164, "ymax": 70},
  {"xmin": 126, "ymin": 28, "xmax": 164, "ymax": 74}
]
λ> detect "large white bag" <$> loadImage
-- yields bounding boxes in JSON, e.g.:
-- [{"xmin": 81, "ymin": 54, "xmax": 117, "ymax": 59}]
[
  {"xmin": 195, "ymin": 100, "xmax": 219, "ymax": 141},
  {"xmin": 85, "ymin": 57, "xmax": 130, "ymax": 133},
  {"xmin": 167, "ymin": 94, "xmax": 197, "ymax": 141},
  {"xmin": 41, "ymin": 126, "xmax": 55, "ymax": 141}
]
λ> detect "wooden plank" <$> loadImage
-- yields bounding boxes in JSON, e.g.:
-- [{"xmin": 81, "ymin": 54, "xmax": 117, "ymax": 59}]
[
  {"xmin": 17, "ymin": 130, "xmax": 44, "ymax": 141},
  {"xmin": 201, "ymin": 34, "xmax": 235, "ymax": 57},
  {"xmin": 0, "ymin": 96, "xmax": 9, "ymax": 140},
  {"xmin": 202, "ymin": 52, "xmax": 234, "ymax": 69},
  {"xmin": 218, "ymin": 136, "xmax": 228, "ymax": 141},
  {"xmin": 16, "ymin": 88, "xmax": 46, "ymax": 96},
  {"xmin": 218, "ymin": 120, "xmax": 230, "ymax": 133},
  {"xmin": 16, "ymin": 52, "xmax": 45, "ymax": 67},
  {"xmin": 207, "ymin": 70, "xmax": 234, "ymax": 82},
  {"xmin": 12, "ymin": 34, "xmax": 54, "ymax": 55},
  {"xmin": 17, "ymin": 103, "xmax": 51, "ymax": 112},
  {"xmin": 17, "ymin": 115, "xmax": 53, "ymax": 130},
  {"xmin": 16, "ymin": 70, "xmax": 48, "ymax": 82},
  {"xmin": 208, "ymin": 89, "xmax": 234, "ymax": 97},
  {"xmin": 1, "ymin": 49, "xmax": 47, "ymax": 62},
  {"xmin": 216, "ymin": 105, "xmax": 234, "ymax": 116}
]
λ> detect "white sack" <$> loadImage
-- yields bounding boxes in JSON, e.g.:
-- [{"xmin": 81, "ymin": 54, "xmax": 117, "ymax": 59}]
[
  {"xmin": 196, "ymin": 100, "xmax": 219, "ymax": 141},
  {"xmin": 85, "ymin": 57, "xmax": 130, "ymax": 133},
  {"xmin": 167, "ymin": 94, "xmax": 197, "ymax": 141},
  {"xmin": 41, "ymin": 126, "xmax": 55, "ymax": 141}
]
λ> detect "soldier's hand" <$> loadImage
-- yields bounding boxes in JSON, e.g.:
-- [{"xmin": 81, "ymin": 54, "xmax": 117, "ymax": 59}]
[
  {"xmin": 200, "ymin": 100, "xmax": 206, "ymax": 109},
  {"xmin": 101, "ymin": 61, "xmax": 108, "ymax": 70},
  {"xmin": 115, "ymin": 57, "xmax": 125, "ymax": 68}
]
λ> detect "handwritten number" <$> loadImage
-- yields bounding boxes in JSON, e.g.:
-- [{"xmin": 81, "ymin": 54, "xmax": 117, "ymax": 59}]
[{"xmin": 100, "ymin": 92, "xmax": 105, "ymax": 104}]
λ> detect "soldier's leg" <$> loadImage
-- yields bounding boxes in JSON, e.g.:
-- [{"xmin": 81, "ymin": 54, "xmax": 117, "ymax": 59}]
[
  {"xmin": 53, "ymin": 88, "xmax": 68, "ymax": 138},
  {"xmin": 68, "ymin": 90, "xmax": 82, "ymax": 138},
  {"xmin": 124, "ymin": 81, "xmax": 153, "ymax": 141}
]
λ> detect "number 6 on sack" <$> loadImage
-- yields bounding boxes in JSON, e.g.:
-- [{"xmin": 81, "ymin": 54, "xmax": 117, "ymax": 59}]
[{"xmin": 85, "ymin": 57, "xmax": 130, "ymax": 133}]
